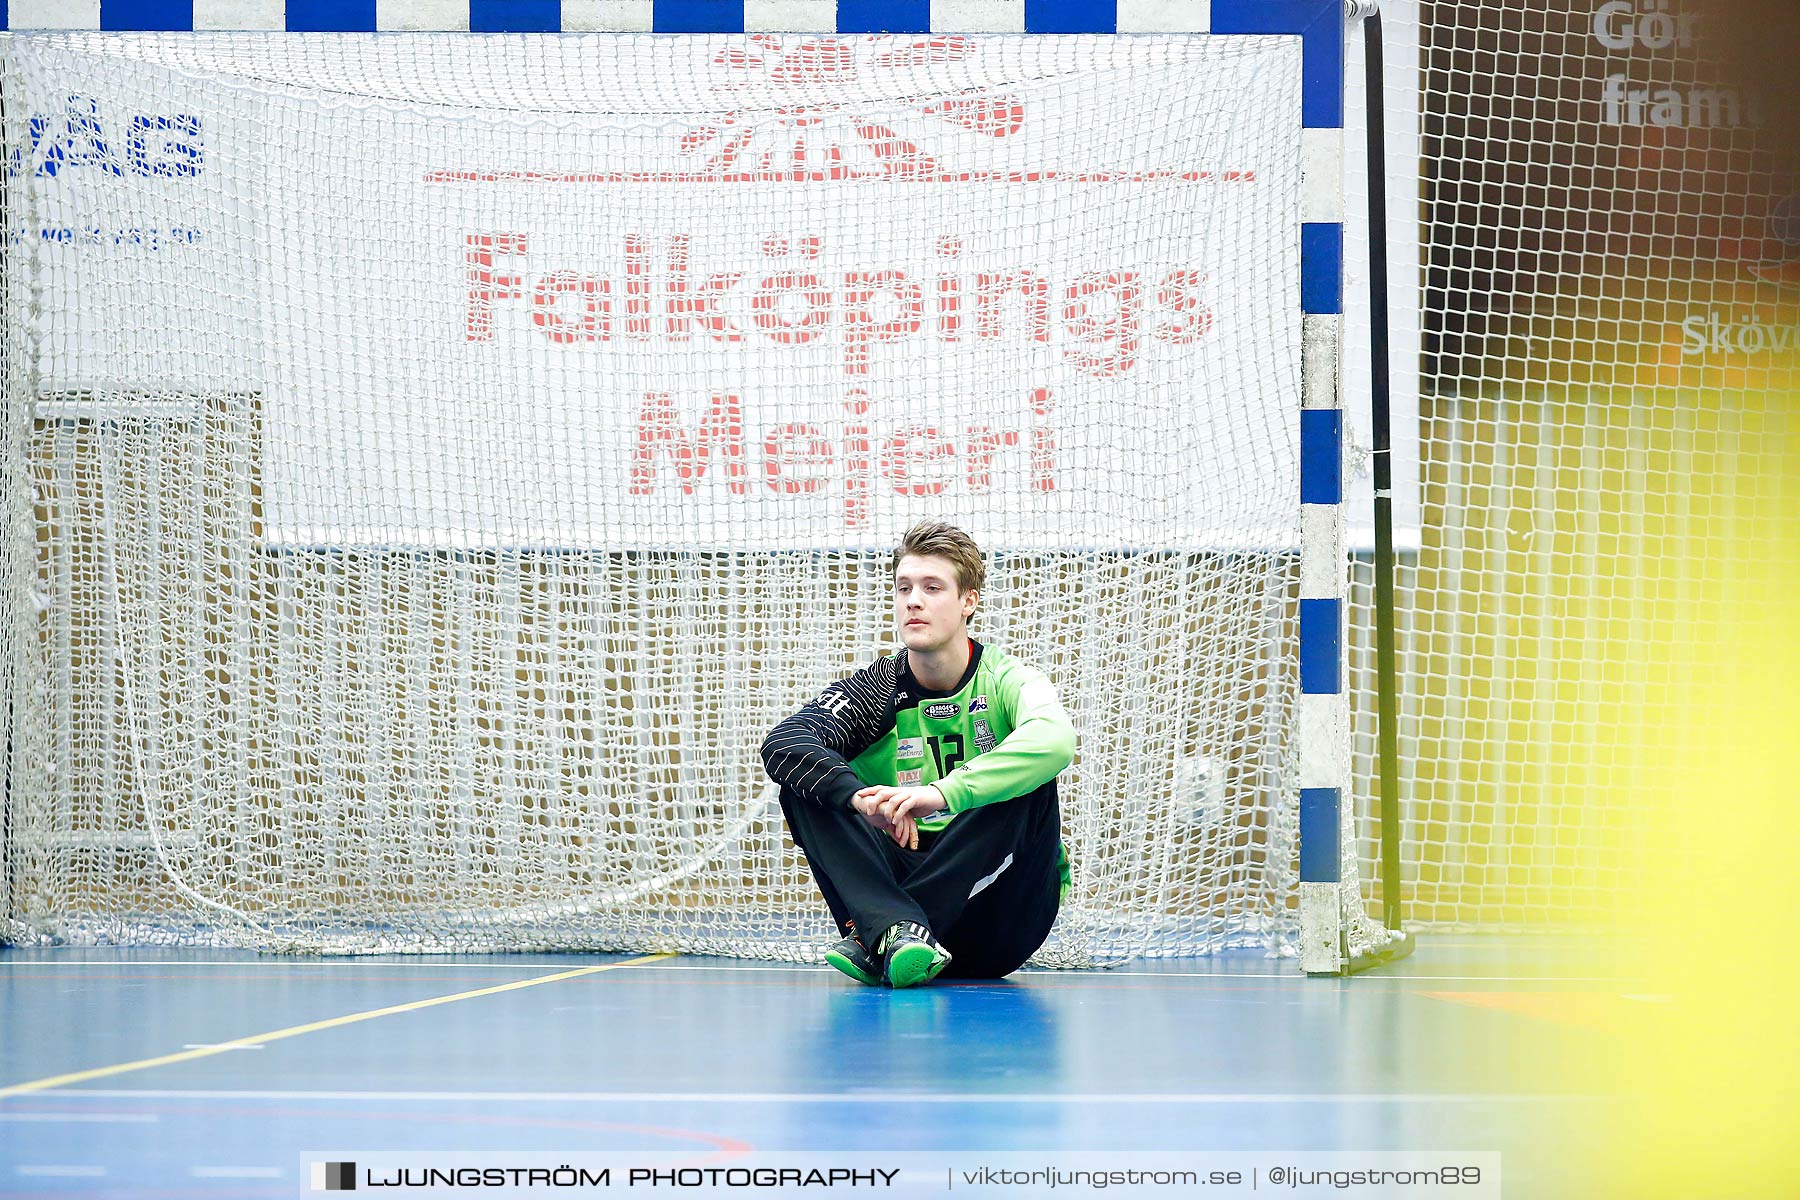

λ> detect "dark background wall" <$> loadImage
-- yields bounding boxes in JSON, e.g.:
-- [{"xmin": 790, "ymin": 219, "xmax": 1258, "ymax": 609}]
[{"xmin": 1422, "ymin": 0, "xmax": 1798, "ymax": 385}]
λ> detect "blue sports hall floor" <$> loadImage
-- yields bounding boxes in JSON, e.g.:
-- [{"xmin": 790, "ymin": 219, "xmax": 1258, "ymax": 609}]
[{"xmin": 0, "ymin": 936, "xmax": 1637, "ymax": 1198}]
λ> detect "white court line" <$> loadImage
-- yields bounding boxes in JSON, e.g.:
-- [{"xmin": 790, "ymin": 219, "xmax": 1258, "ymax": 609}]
[
  {"xmin": 0, "ymin": 1112, "xmax": 157, "ymax": 1123},
  {"xmin": 1329, "ymin": 975, "xmax": 1637, "ymax": 984},
  {"xmin": 191, "ymin": 1166, "xmax": 284, "ymax": 1178},
  {"xmin": 183, "ymin": 1042, "xmax": 265, "ymax": 1050},
  {"xmin": 0, "ymin": 961, "xmax": 1634, "ymax": 983},
  {"xmin": 49, "ymin": 1088, "xmax": 1604, "ymax": 1105},
  {"xmin": 16, "ymin": 1165, "xmax": 108, "ymax": 1177}
]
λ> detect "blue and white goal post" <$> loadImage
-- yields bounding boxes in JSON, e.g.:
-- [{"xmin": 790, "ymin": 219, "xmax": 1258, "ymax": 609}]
[{"xmin": 1202, "ymin": 0, "xmax": 1391, "ymax": 976}]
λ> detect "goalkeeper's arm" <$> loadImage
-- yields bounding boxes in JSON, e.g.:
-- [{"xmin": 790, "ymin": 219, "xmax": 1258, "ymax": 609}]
[
  {"xmin": 760, "ymin": 654, "xmax": 897, "ymax": 810},
  {"xmin": 932, "ymin": 666, "xmax": 1074, "ymax": 814}
]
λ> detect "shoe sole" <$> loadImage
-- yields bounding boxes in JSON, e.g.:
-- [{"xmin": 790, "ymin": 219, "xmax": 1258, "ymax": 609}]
[
  {"xmin": 824, "ymin": 947, "xmax": 882, "ymax": 986},
  {"xmin": 885, "ymin": 942, "xmax": 950, "ymax": 988}
]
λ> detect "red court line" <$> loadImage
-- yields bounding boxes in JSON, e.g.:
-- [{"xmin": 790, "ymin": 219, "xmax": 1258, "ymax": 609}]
[{"xmin": 1417, "ymin": 990, "xmax": 1648, "ymax": 1030}]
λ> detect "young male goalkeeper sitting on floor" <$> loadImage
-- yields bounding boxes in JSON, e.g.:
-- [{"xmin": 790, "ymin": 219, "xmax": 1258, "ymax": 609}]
[{"xmin": 760, "ymin": 520, "xmax": 1075, "ymax": 988}]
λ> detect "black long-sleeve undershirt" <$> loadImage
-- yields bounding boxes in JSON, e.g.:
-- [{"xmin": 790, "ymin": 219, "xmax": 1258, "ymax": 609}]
[{"xmin": 760, "ymin": 653, "xmax": 900, "ymax": 811}]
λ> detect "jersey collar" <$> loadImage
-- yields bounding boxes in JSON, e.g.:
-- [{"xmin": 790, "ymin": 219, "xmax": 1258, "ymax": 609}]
[{"xmin": 899, "ymin": 637, "xmax": 983, "ymax": 701}]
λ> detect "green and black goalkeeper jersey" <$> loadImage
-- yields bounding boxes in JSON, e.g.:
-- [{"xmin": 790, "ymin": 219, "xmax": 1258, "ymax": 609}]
[{"xmin": 761, "ymin": 639, "xmax": 1075, "ymax": 894}]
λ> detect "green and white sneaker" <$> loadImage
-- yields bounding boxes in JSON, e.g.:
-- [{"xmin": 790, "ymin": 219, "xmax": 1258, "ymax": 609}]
[
  {"xmin": 877, "ymin": 921, "xmax": 951, "ymax": 989},
  {"xmin": 823, "ymin": 930, "xmax": 881, "ymax": 986}
]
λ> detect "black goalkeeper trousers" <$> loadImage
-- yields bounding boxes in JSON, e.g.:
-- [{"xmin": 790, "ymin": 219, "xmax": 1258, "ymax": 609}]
[{"xmin": 778, "ymin": 782, "xmax": 1063, "ymax": 979}]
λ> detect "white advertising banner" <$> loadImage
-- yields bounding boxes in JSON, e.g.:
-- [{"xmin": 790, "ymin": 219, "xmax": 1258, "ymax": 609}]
[
  {"xmin": 11, "ymin": 34, "xmax": 1310, "ymax": 551},
  {"xmin": 5, "ymin": 46, "xmax": 262, "ymax": 393}
]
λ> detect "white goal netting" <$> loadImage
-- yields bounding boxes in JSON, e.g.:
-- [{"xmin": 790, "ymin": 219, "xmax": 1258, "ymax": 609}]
[
  {"xmin": 0, "ymin": 32, "xmax": 1383, "ymax": 961},
  {"xmin": 1343, "ymin": 1, "xmax": 1796, "ymax": 932}
]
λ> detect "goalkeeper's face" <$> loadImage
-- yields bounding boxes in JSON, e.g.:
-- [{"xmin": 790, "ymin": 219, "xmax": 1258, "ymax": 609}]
[{"xmin": 893, "ymin": 554, "xmax": 978, "ymax": 653}]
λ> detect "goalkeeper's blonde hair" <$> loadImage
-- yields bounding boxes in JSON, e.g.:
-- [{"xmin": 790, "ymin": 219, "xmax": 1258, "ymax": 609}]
[{"xmin": 892, "ymin": 520, "xmax": 986, "ymax": 598}]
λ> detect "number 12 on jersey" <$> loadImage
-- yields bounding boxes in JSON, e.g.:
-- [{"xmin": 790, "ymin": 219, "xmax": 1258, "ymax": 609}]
[{"xmin": 927, "ymin": 733, "xmax": 965, "ymax": 776}]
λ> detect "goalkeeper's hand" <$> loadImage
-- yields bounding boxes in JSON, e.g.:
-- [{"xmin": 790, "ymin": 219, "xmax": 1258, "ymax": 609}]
[
  {"xmin": 862, "ymin": 784, "xmax": 947, "ymax": 828},
  {"xmin": 852, "ymin": 785, "xmax": 946, "ymax": 850},
  {"xmin": 851, "ymin": 790, "xmax": 895, "ymax": 834}
]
